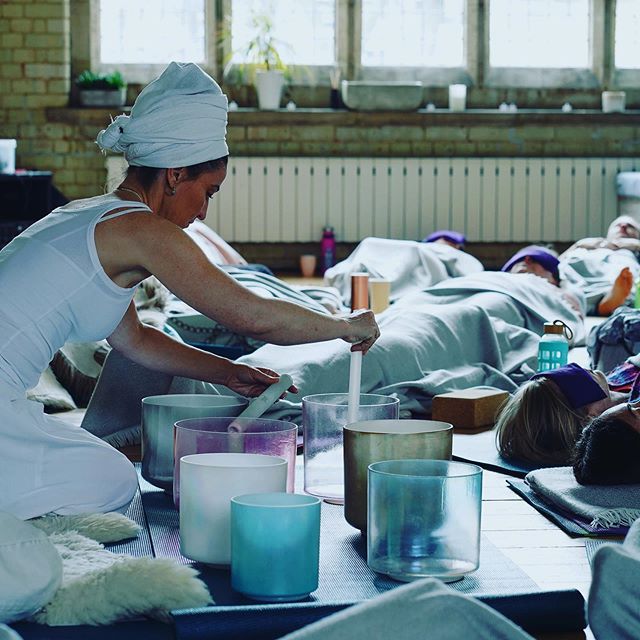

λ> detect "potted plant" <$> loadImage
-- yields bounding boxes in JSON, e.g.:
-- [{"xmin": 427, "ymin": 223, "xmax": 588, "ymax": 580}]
[
  {"xmin": 223, "ymin": 13, "xmax": 290, "ymax": 110},
  {"xmin": 75, "ymin": 70, "xmax": 127, "ymax": 108}
]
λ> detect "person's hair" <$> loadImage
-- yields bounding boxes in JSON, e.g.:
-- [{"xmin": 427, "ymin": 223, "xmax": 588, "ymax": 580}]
[
  {"xmin": 573, "ymin": 415, "xmax": 640, "ymax": 485},
  {"xmin": 126, "ymin": 156, "xmax": 229, "ymax": 189},
  {"xmin": 495, "ymin": 377, "xmax": 587, "ymax": 466}
]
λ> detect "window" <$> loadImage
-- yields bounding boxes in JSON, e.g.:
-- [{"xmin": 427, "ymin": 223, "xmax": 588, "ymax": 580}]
[
  {"xmin": 72, "ymin": 0, "xmax": 639, "ymax": 105},
  {"xmin": 230, "ymin": 0, "xmax": 335, "ymax": 67},
  {"xmin": 615, "ymin": 0, "xmax": 640, "ymax": 69},
  {"xmin": 100, "ymin": 0, "xmax": 206, "ymax": 65},
  {"xmin": 361, "ymin": 0, "xmax": 465, "ymax": 68},
  {"xmin": 489, "ymin": 0, "xmax": 589, "ymax": 68}
]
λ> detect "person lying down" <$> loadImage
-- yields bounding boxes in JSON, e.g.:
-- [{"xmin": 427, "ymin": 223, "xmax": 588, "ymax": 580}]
[
  {"xmin": 235, "ymin": 267, "xmax": 584, "ymax": 422},
  {"xmin": 559, "ymin": 215, "xmax": 640, "ymax": 316}
]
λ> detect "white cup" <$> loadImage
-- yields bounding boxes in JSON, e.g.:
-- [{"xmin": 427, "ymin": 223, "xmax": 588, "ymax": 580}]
[
  {"xmin": 179, "ymin": 453, "xmax": 288, "ymax": 565},
  {"xmin": 449, "ymin": 84, "xmax": 467, "ymax": 112},
  {"xmin": 602, "ymin": 91, "xmax": 626, "ymax": 113}
]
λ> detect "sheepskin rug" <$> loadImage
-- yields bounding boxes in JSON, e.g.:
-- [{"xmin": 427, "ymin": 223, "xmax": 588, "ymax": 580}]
[{"xmin": 28, "ymin": 513, "xmax": 212, "ymax": 626}]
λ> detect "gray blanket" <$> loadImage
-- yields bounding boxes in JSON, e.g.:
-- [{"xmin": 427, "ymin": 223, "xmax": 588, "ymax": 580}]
[
  {"xmin": 238, "ymin": 271, "xmax": 584, "ymax": 421},
  {"xmin": 324, "ymin": 237, "xmax": 484, "ymax": 304}
]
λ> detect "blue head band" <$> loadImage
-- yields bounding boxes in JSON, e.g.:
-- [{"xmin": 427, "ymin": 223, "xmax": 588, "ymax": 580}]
[
  {"xmin": 423, "ymin": 230, "xmax": 466, "ymax": 246},
  {"xmin": 501, "ymin": 245, "xmax": 560, "ymax": 280},
  {"xmin": 531, "ymin": 363, "xmax": 607, "ymax": 409}
]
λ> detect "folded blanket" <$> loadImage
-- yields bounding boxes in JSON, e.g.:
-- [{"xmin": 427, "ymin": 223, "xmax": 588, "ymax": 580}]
[{"xmin": 525, "ymin": 467, "xmax": 640, "ymax": 529}]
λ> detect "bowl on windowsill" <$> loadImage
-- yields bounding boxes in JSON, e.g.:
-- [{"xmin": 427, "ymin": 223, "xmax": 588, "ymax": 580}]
[{"xmin": 340, "ymin": 80, "xmax": 424, "ymax": 112}]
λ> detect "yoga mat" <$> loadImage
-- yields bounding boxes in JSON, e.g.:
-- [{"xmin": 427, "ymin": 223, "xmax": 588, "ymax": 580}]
[
  {"xmin": 507, "ymin": 479, "xmax": 630, "ymax": 537},
  {"xmin": 453, "ymin": 429, "xmax": 542, "ymax": 477},
  {"xmin": 134, "ymin": 473, "xmax": 585, "ymax": 636},
  {"xmin": 10, "ymin": 468, "xmax": 586, "ymax": 639}
]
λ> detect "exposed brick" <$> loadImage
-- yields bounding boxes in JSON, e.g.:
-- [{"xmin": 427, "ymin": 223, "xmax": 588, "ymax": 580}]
[
  {"xmin": 11, "ymin": 78, "xmax": 47, "ymax": 94},
  {"xmin": 2, "ymin": 64, "xmax": 23, "ymax": 79},
  {"xmin": 24, "ymin": 4, "xmax": 63, "ymax": 18},
  {"xmin": 13, "ymin": 49, "xmax": 36, "ymax": 63},
  {"xmin": 46, "ymin": 18, "xmax": 66, "ymax": 33},
  {"xmin": 25, "ymin": 33, "xmax": 62, "ymax": 48},
  {"xmin": 1, "ymin": 33, "xmax": 24, "ymax": 48},
  {"xmin": 246, "ymin": 126, "xmax": 291, "ymax": 141},
  {"xmin": 10, "ymin": 18, "xmax": 33, "ymax": 33},
  {"xmin": 31, "ymin": 19, "xmax": 47, "ymax": 33},
  {"xmin": 425, "ymin": 126, "xmax": 468, "ymax": 141},
  {"xmin": 1, "ymin": 5, "xmax": 25, "ymax": 18},
  {"xmin": 226, "ymin": 126, "xmax": 246, "ymax": 142}
]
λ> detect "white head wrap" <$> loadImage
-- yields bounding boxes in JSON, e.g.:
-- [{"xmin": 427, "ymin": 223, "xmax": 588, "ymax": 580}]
[{"xmin": 96, "ymin": 62, "xmax": 228, "ymax": 168}]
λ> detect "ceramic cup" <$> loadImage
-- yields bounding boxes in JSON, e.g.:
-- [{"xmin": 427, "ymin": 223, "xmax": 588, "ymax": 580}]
[
  {"xmin": 179, "ymin": 453, "xmax": 288, "ymax": 566},
  {"xmin": 231, "ymin": 492, "xmax": 321, "ymax": 602},
  {"xmin": 449, "ymin": 84, "xmax": 467, "ymax": 111},
  {"xmin": 141, "ymin": 394, "xmax": 249, "ymax": 492},
  {"xmin": 343, "ymin": 419, "xmax": 453, "ymax": 532},
  {"xmin": 300, "ymin": 254, "xmax": 317, "ymax": 278},
  {"xmin": 368, "ymin": 278, "xmax": 391, "ymax": 314},
  {"xmin": 602, "ymin": 91, "xmax": 626, "ymax": 113},
  {"xmin": 302, "ymin": 393, "xmax": 399, "ymax": 504},
  {"xmin": 172, "ymin": 417, "xmax": 297, "ymax": 508},
  {"xmin": 367, "ymin": 459, "xmax": 482, "ymax": 583}
]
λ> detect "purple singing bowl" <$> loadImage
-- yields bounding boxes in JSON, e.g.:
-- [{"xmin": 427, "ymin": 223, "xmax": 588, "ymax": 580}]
[{"xmin": 173, "ymin": 417, "xmax": 298, "ymax": 508}]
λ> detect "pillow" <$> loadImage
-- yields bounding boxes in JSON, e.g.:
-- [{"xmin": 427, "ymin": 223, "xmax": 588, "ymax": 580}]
[{"xmin": 26, "ymin": 367, "xmax": 77, "ymax": 412}]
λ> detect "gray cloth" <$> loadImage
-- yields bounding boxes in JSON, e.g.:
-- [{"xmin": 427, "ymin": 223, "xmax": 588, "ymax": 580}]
[
  {"xmin": 589, "ymin": 518, "xmax": 640, "ymax": 639},
  {"xmin": 560, "ymin": 247, "xmax": 639, "ymax": 315},
  {"xmin": 324, "ymin": 237, "xmax": 484, "ymax": 305},
  {"xmin": 525, "ymin": 467, "xmax": 640, "ymax": 529},
  {"xmin": 238, "ymin": 271, "xmax": 584, "ymax": 422},
  {"xmin": 279, "ymin": 578, "xmax": 532, "ymax": 640}
]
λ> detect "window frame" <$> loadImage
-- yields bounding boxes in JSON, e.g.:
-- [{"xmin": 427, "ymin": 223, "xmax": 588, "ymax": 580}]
[{"xmin": 71, "ymin": 0, "xmax": 638, "ymax": 103}]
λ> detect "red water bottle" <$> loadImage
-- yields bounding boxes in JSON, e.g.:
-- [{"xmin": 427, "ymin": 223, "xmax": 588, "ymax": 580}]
[{"xmin": 320, "ymin": 226, "xmax": 336, "ymax": 274}]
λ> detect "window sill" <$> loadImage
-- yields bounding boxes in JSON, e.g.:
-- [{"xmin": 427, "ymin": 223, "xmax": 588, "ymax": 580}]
[{"xmin": 47, "ymin": 105, "xmax": 639, "ymax": 127}]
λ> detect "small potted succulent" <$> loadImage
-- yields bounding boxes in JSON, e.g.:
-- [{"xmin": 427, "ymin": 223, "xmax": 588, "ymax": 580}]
[{"xmin": 75, "ymin": 70, "xmax": 127, "ymax": 107}]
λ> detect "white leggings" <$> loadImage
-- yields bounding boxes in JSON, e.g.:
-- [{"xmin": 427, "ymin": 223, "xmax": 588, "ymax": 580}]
[{"xmin": 0, "ymin": 380, "xmax": 138, "ymax": 520}]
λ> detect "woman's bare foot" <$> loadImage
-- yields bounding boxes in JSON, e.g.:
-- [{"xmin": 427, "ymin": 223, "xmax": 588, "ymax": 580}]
[{"xmin": 598, "ymin": 267, "xmax": 635, "ymax": 315}]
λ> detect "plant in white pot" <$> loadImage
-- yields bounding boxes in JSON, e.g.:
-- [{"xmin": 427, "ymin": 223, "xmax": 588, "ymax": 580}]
[
  {"xmin": 75, "ymin": 70, "xmax": 127, "ymax": 108},
  {"xmin": 224, "ymin": 13, "xmax": 290, "ymax": 110}
]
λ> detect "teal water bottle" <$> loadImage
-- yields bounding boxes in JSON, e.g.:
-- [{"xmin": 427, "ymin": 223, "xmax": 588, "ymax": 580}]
[
  {"xmin": 634, "ymin": 278, "xmax": 640, "ymax": 309},
  {"xmin": 537, "ymin": 320, "xmax": 569, "ymax": 372}
]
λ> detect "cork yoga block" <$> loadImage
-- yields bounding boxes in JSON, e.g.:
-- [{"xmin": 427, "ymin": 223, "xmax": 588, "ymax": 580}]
[{"xmin": 431, "ymin": 388, "xmax": 509, "ymax": 430}]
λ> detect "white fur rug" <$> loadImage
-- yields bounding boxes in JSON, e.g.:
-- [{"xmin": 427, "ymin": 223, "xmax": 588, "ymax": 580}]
[{"xmin": 28, "ymin": 513, "xmax": 212, "ymax": 626}]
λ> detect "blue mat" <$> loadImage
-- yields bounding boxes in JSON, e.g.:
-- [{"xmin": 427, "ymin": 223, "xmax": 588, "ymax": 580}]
[
  {"xmin": 452, "ymin": 429, "xmax": 543, "ymax": 478},
  {"xmin": 12, "ymin": 468, "xmax": 586, "ymax": 639}
]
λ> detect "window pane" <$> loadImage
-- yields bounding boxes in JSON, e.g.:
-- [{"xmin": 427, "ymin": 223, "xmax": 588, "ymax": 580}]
[
  {"xmin": 361, "ymin": 0, "xmax": 464, "ymax": 67},
  {"xmin": 490, "ymin": 0, "xmax": 589, "ymax": 68},
  {"xmin": 231, "ymin": 0, "xmax": 335, "ymax": 66},
  {"xmin": 615, "ymin": 0, "xmax": 640, "ymax": 69},
  {"xmin": 100, "ymin": 0, "xmax": 205, "ymax": 64}
]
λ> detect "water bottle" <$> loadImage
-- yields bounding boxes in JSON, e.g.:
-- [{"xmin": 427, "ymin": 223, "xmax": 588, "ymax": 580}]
[
  {"xmin": 537, "ymin": 320, "xmax": 569, "ymax": 372},
  {"xmin": 321, "ymin": 226, "xmax": 336, "ymax": 274},
  {"xmin": 634, "ymin": 278, "xmax": 640, "ymax": 309}
]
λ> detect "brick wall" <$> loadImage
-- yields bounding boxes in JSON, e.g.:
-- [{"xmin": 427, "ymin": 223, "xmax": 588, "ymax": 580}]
[{"xmin": 1, "ymin": 0, "xmax": 639, "ymax": 205}]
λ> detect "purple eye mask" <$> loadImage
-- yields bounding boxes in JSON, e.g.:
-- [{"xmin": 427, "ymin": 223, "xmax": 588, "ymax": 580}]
[
  {"xmin": 531, "ymin": 363, "xmax": 607, "ymax": 409},
  {"xmin": 501, "ymin": 246, "xmax": 560, "ymax": 279},
  {"xmin": 423, "ymin": 230, "xmax": 466, "ymax": 246}
]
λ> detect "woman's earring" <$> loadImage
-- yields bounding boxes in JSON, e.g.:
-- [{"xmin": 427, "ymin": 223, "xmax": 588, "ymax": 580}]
[{"xmin": 171, "ymin": 187, "xmax": 176, "ymax": 196}]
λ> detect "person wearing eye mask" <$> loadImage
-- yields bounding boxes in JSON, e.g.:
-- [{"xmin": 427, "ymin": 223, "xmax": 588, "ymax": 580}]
[{"xmin": 495, "ymin": 362, "xmax": 630, "ymax": 466}]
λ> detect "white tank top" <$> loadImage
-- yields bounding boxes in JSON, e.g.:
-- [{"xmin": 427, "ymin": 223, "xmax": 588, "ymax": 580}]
[{"xmin": 0, "ymin": 195, "xmax": 151, "ymax": 391}]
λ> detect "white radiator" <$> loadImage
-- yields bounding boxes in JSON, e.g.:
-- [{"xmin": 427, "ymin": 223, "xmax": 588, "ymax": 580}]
[{"xmin": 106, "ymin": 156, "xmax": 638, "ymax": 243}]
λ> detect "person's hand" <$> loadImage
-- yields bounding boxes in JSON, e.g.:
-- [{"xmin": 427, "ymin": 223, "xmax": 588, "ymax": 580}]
[
  {"xmin": 224, "ymin": 365, "xmax": 298, "ymax": 398},
  {"xmin": 609, "ymin": 237, "xmax": 640, "ymax": 252},
  {"xmin": 343, "ymin": 309, "xmax": 380, "ymax": 355}
]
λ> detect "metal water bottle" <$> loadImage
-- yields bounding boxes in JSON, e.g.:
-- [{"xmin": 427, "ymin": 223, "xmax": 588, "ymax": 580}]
[
  {"xmin": 321, "ymin": 226, "xmax": 336, "ymax": 274},
  {"xmin": 537, "ymin": 320, "xmax": 569, "ymax": 372}
]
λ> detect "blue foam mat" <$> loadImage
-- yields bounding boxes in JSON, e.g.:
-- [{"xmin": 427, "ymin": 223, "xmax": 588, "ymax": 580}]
[{"xmin": 12, "ymin": 467, "xmax": 586, "ymax": 639}]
